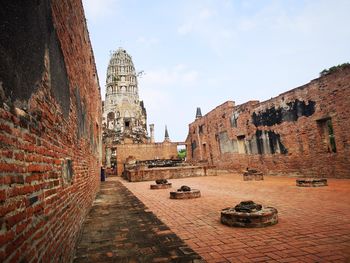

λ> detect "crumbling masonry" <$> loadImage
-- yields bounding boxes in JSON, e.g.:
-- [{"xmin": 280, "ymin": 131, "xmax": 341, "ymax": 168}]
[
  {"xmin": 101, "ymin": 48, "xmax": 180, "ymax": 176},
  {"xmin": 186, "ymin": 66, "xmax": 350, "ymax": 178},
  {"xmin": 1, "ymin": 0, "xmax": 350, "ymax": 262},
  {"xmin": 0, "ymin": 0, "xmax": 101, "ymax": 261}
]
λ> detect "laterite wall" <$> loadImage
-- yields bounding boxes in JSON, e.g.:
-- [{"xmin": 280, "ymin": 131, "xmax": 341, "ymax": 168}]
[
  {"xmin": 186, "ymin": 68, "xmax": 350, "ymax": 178},
  {"xmin": 0, "ymin": 0, "xmax": 102, "ymax": 261}
]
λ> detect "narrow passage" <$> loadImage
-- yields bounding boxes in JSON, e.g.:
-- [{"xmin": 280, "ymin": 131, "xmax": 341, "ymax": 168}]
[{"xmin": 74, "ymin": 179, "xmax": 203, "ymax": 262}]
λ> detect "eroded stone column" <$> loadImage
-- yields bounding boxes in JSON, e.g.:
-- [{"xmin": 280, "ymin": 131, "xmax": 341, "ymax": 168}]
[{"xmin": 149, "ymin": 124, "xmax": 155, "ymax": 143}]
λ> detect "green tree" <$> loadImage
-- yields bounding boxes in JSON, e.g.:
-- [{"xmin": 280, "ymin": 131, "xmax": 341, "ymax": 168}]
[{"xmin": 178, "ymin": 149, "xmax": 186, "ymax": 159}]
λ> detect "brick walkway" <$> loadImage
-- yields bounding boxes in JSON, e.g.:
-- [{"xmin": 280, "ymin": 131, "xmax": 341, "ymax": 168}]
[
  {"xmin": 119, "ymin": 174, "xmax": 350, "ymax": 263},
  {"xmin": 73, "ymin": 180, "xmax": 203, "ymax": 262}
]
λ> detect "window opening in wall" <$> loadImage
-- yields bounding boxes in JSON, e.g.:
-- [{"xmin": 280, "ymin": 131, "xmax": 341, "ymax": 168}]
[
  {"xmin": 202, "ymin": 143, "xmax": 207, "ymax": 156},
  {"xmin": 237, "ymin": 135, "xmax": 246, "ymax": 154},
  {"xmin": 199, "ymin": 125, "xmax": 204, "ymax": 134},
  {"xmin": 231, "ymin": 113, "xmax": 238, "ymax": 128},
  {"xmin": 317, "ymin": 118, "xmax": 336, "ymax": 153},
  {"xmin": 177, "ymin": 145, "xmax": 186, "ymax": 160},
  {"xmin": 328, "ymin": 120, "xmax": 337, "ymax": 152},
  {"xmin": 191, "ymin": 140, "xmax": 197, "ymax": 158},
  {"xmin": 125, "ymin": 121, "xmax": 130, "ymax": 128}
]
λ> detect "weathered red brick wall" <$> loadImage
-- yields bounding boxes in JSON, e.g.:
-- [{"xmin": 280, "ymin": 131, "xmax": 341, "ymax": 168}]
[
  {"xmin": 115, "ymin": 143, "xmax": 178, "ymax": 175},
  {"xmin": 0, "ymin": 0, "xmax": 101, "ymax": 262},
  {"xmin": 186, "ymin": 68, "xmax": 350, "ymax": 178},
  {"xmin": 126, "ymin": 165, "xmax": 217, "ymax": 182}
]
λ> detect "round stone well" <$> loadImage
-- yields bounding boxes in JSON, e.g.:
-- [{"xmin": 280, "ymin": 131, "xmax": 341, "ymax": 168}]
[
  {"xmin": 221, "ymin": 201, "xmax": 278, "ymax": 228},
  {"xmin": 150, "ymin": 179, "xmax": 172, "ymax": 189},
  {"xmin": 170, "ymin": 185, "xmax": 201, "ymax": 199}
]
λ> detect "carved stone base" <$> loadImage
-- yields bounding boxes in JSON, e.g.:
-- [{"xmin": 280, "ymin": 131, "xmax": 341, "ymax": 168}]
[
  {"xmin": 150, "ymin": 183, "xmax": 172, "ymax": 189},
  {"xmin": 243, "ymin": 172, "xmax": 264, "ymax": 181},
  {"xmin": 170, "ymin": 189, "xmax": 201, "ymax": 199},
  {"xmin": 296, "ymin": 178, "xmax": 328, "ymax": 187},
  {"xmin": 221, "ymin": 201, "xmax": 278, "ymax": 228},
  {"xmin": 243, "ymin": 169, "xmax": 264, "ymax": 181}
]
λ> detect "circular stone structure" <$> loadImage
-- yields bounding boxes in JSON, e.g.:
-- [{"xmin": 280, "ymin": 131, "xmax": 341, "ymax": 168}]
[
  {"xmin": 296, "ymin": 178, "xmax": 328, "ymax": 187},
  {"xmin": 150, "ymin": 179, "xmax": 172, "ymax": 189},
  {"xmin": 221, "ymin": 201, "xmax": 278, "ymax": 228},
  {"xmin": 170, "ymin": 185, "xmax": 201, "ymax": 199}
]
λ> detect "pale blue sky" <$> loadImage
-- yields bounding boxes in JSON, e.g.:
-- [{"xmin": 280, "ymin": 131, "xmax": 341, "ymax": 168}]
[{"xmin": 83, "ymin": 0, "xmax": 350, "ymax": 142}]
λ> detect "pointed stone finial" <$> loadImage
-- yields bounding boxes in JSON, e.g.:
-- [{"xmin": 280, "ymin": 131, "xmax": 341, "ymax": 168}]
[
  {"xmin": 164, "ymin": 125, "xmax": 170, "ymax": 142},
  {"xmin": 196, "ymin": 107, "xmax": 202, "ymax": 119}
]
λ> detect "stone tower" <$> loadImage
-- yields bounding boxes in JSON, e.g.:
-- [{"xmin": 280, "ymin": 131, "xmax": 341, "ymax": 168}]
[{"xmin": 102, "ymin": 48, "xmax": 148, "ymax": 144}]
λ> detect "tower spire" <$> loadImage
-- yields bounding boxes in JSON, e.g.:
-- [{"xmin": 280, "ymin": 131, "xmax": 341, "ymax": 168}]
[
  {"xmin": 102, "ymin": 48, "xmax": 148, "ymax": 144},
  {"xmin": 196, "ymin": 107, "xmax": 202, "ymax": 119},
  {"xmin": 164, "ymin": 125, "xmax": 170, "ymax": 142}
]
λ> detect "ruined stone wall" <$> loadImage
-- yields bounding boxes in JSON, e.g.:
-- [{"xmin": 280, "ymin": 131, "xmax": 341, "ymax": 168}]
[
  {"xmin": 126, "ymin": 165, "xmax": 217, "ymax": 182},
  {"xmin": 0, "ymin": 0, "xmax": 102, "ymax": 262},
  {"xmin": 115, "ymin": 143, "xmax": 178, "ymax": 175},
  {"xmin": 186, "ymin": 68, "xmax": 350, "ymax": 178}
]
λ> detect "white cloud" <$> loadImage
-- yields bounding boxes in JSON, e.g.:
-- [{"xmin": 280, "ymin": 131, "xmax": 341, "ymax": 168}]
[
  {"xmin": 199, "ymin": 8, "xmax": 215, "ymax": 19},
  {"xmin": 137, "ymin": 64, "xmax": 199, "ymax": 114},
  {"xmin": 82, "ymin": 0, "xmax": 119, "ymax": 21},
  {"xmin": 237, "ymin": 18, "xmax": 257, "ymax": 32},
  {"xmin": 177, "ymin": 7, "xmax": 216, "ymax": 35},
  {"xmin": 176, "ymin": 4, "xmax": 237, "ymax": 56},
  {"xmin": 139, "ymin": 88, "xmax": 170, "ymax": 112},
  {"xmin": 136, "ymin": 36, "xmax": 159, "ymax": 47},
  {"xmin": 176, "ymin": 0, "xmax": 350, "ymax": 57},
  {"xmin": 177, "ymin": 22, "xmax": 194, "ymax": 35},
  {"xmin": 182, "ymin": 70, "xmax": 199, "ymax": 83},
  {"xmin": 140, "ymin": 64, "xmax": 199, "ymax": 87}
]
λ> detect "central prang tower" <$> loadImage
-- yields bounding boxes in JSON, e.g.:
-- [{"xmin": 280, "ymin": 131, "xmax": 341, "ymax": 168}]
[{"xmin": 102, "ymin": 48, "xmax": 148, "ymax": 144}]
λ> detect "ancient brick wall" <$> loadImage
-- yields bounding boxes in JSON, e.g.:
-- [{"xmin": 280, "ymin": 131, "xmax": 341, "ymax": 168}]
[
  {"xmin": 186, "ymin": 68, "xmax": 350, "ymax": 178},
  {"xmin": 126, "ymin": 165, "xmax": 217, "ymax": 182},
  {"xmin": 115, "ymin": 143, "xmax": 178, "ymax": 175},
  {"xmin": 0, "ymin": 0, "xmax": 102, "ymax": 262}
]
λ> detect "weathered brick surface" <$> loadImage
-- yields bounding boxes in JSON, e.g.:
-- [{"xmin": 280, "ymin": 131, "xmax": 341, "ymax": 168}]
[
  {"xmin": 74, "ymin": 179, "xmax": 203, "ymax": 262},
  {"xmin": 126, "ymin": 165, "xmax": 217, "ymax": 182},
  {"xmin": 186, "ymin": 69, "xmax": 350, "ymax": 178},
  {"xmin": 0, "ymin": 0, "xmax": 101, "ymax": 262},
  {"xmin": 114, "ymin": 142, "xmax": 178, "ymax": 176},
  {"xmin": 121, "ymin": 174, "xmax": 350, "ymax": 262},
  {"xmin": 150, "ymin": 183, "xmax": 172, "ymax": 189}
]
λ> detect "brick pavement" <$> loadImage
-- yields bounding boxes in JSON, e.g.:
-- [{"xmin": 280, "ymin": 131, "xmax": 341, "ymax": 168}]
[
  {"xmin": 73, "ymin": 180, "xmax": 203, "ymax": 262},
  {"xmin": 119, "ymin": 174, "xmax": 350, "ymax": 263}
]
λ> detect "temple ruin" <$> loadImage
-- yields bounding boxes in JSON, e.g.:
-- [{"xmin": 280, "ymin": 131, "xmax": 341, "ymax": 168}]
[
  {"xmin": 101, "ymin": 48, "xmax": 188, "ymax": 176},
  {"xmin": 1, "ymin": 0, "xmax": 350, "ymax": 262},
  {"xmin": 186, "ymin": 65, "xmax": 350, "ymax": 178},
  {"xmin": 102, "ymin": 48, "xmax": 148, "ymax": 144}
]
